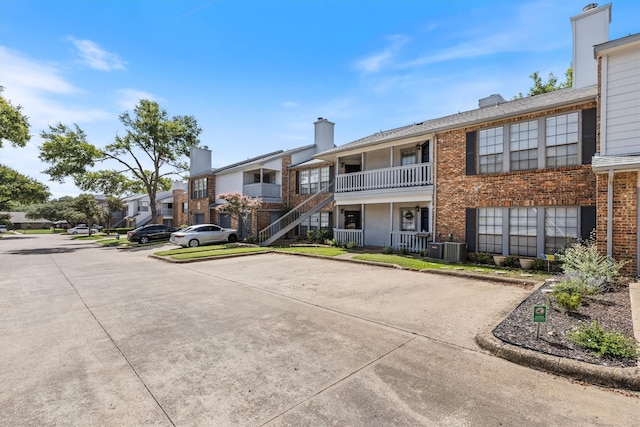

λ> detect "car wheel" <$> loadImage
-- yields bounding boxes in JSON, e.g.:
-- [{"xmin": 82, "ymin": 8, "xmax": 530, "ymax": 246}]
[
  {"xmin": 188, "ymin": 239, "xmax": 200, "ymax": 247},
  {"xmin": 228, "ymin": 234, "xmax": 238, "ymax": 243},
  {"xmin": 140, "ymin": 236, "xmax": 149, "ymax": 244},
  {"xmin": 72, "ymin": 231, "xmax": 78, "ymax": 235}
]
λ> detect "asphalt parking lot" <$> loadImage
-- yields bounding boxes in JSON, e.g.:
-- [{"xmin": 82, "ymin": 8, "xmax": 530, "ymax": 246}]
[{"xmin": 1, "ymin": 234, "xmax": 639, "ymax": 426}]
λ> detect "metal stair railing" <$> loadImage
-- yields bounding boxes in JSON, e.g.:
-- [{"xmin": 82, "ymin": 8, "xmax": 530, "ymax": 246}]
[{"xmin": 258, "ymin": 181, "xmax": 334, "ymax": 246}]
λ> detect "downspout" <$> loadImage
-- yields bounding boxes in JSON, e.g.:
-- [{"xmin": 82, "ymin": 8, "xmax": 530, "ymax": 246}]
[
  {"xmin": 607, "ymin": 169, "xmax": 613, "ymax": 258},
  {"xmin": 637, "ymin": 172, "xmax": 640, "ymax": 276},
  {"xmin": 432, "ymin": 135, "xmax": 437, "ymax": 243}
]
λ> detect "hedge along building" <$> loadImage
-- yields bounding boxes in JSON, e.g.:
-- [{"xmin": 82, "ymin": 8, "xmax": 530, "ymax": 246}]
[{"xmin": 592, "ymin": 32, "xmax": 640, "ymax": 275}]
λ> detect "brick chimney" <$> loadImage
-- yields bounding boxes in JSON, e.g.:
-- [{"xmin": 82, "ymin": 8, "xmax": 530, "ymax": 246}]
[{"xmin": 571, "ymin": 3, "xmax": 611, "ymax": 89}]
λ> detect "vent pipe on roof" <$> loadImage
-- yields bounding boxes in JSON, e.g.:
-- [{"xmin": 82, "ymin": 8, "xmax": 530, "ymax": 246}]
[{"xmin": 583, "ymin": 3, "xmax": 598, "ymax": 12}]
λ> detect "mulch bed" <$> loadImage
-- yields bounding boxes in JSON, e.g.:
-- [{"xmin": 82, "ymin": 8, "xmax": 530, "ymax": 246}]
[{"xmin": 493, "ymin": 279, "xmax": 637, "ymax": 368}]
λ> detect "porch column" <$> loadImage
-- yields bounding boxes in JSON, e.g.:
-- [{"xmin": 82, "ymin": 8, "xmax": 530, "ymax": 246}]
[
  {"xmin": 389, "ymin": 203, "xmax": 394, "ymax": 246},
  {"xmin": 607, "ymin": 169, "xmax": 613, "ymax": 257},
  {"xmin": 260, "ymin": 168, "xmax": 264, "ymax": 183},
  {"xmin": 361, "ymin": 203, "xmax": 365, "ymax": 247},
  {"xmin": 390, "ymin": 147, "xmax": 394, "ymax": 167}
]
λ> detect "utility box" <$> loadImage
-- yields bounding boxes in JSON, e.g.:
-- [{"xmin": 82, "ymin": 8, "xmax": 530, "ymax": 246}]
[
  {"xmin": 444, "ymin": 242, "xmax": 467, "ymax": 262},
  {"xmin": 428, "ymin": 242, "xmax": 444, "ymax": 259}
]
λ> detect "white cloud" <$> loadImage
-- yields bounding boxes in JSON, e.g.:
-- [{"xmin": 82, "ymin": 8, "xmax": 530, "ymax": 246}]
[
  {"xmin": 0, "ymin": 46, "xmax": 111, "ymax": 127},
  {"xmin": 116, "ymin": 89, "xmax": 162, "ymax": 110},
  {"xmin": 355, "ymin": 34, "xmax": 410, "ymax": 73},
  {"xmin": 68, "ymin": 37, "xmax": 126, "ymax": 71},
  {"xmin": 282, "ymin": 101, "xmax": 298, "ymax": 108}
]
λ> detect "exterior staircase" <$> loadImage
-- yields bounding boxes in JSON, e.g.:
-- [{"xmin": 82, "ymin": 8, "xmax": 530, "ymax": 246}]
[{"xmin": 258, "ymin": 182, "xmax": 334, "ymax": 246}]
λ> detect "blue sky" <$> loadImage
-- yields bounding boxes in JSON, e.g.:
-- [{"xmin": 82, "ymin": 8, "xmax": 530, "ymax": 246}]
[{"xmin": 1, "ymin": 0, "xmax": 639, "ymax": 199}]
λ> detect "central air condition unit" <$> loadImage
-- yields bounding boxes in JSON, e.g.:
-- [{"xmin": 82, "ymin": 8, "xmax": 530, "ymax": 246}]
[
  {"xmin": 428, "ymin": 242, "xmax": 444, "ymax": 259},
  {"xmin": 444, "ymin": 242, "xmax": 467, "ymax": 262}
]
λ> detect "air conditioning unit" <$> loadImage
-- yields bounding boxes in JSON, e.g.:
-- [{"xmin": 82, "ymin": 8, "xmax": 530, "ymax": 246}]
[
  {"xmin": 444, "ymin": 242, "xmax": 467, "ymax": 262},
  {"xmin": 428, "ymin": 242, "xmax": 444, "ymax": 259}
]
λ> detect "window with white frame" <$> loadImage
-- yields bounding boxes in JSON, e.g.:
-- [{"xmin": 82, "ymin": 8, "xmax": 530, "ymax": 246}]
[
  {"xmin": 400, "ymin": 208, "xmax": 416, "ymax": 231},
  {"xmin": 546, "ymin": 112, "xmax": 579, "ymax": 167},
  {"xmin": 191, "ymin": 177, "xmax": 207, "ymax": 199},
  {"xmin": 401, "ymin": 149, "xmax": 417, "ymax": 166},
  {"xmin": 299, "ymin": 166, "xmax": 330, "ymax": 194},
  {"xmin": 544, "ymin": 207, "xmax": 578, "ymax": 254},
  {"xmin": 299, "ymin": 211, "xmax": 330, "ymax": 234},
  {"xmin": 510, "ymin": 120, "xmax": 538, "ymax": 171},
  {"xmin": 478, "ymin": 208, "xmax": 503, "ymax": 254},
  {"xmin": 479, "ymin": 127, "xmax": 503, "ymax": 173},
  {"xmin": 509, "ymin": 208, "xmax": 537, "ymax": 257},
  {"xmin": 138, "ymin": 201, "xmax": 149, "ymax": 212}
]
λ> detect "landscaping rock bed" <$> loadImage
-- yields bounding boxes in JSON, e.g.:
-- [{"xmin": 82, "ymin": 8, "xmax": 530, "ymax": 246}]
[{"xmin": 493, "ymin": 280, "xmax": 637, "ymax": 368}]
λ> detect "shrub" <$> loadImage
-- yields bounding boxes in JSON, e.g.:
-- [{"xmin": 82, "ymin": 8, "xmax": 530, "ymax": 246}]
[
  {"xmin": 476, "ymin": 252, "xmax": 491, "ymax": 264},
  {"xmin": 558, "ymin": 240, "xmax": 627, "ymax": 293},
  {"xmin": 554, "ymin": 291, "xmax": 582, "ymax": 312},
  {"xmin": 307, "ymin": 230, "xmax": 315, "ymax": 242},
  {"xmin": 328, "ymin": 238, "xmax": 337, "ymax": 247},
  {"xmin": 245, "ymin": 235, "xmax": 255, "ymax": 244},
  {"xmin": 400, "ymin": 246, "xmax": 408, "ymax": 255},
  {"xmin": 382, "ymin": 246, "xmax": 393, "ymax": 254},
  {"xmin": 503, "ymin": 255, "xmax": 518, "ymax": 268},
  {"xmin": 345, "ymin": 241, "xmax": 357, "ymax": 250},
  {"xmin": 567, "ymin": 320, "xmax": 638, "ymax": 359},
  {"xmin": 532, "ymin": 258, "xmax": 546, "ymax": 271}
]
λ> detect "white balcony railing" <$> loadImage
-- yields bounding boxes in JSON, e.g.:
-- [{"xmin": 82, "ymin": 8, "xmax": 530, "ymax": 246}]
[
  {"xmin": 390, "ymin": 231, "xmax": 431, "ymax": 252},
  {"xmin": 243, "ymin": 183, "xmax": 282, "ymax": 199},
  {"xmin": 335, "ymin": 163, "xmax": 432, "ymax": 193},
  {"xmin": 333, "ymin": 228, "xmax": 364, "ymax": 247},
  {"xmin": 157, "ymin": 208, "xmax": 173, "ymax": 216}
]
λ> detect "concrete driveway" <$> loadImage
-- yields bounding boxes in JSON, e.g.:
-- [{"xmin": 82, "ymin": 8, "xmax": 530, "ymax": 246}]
[{"xmin": 1, "ymin": 234, "xmax": 639, "ymax": 426}]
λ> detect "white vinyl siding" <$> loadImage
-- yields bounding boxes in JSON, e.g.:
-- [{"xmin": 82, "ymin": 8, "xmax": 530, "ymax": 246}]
[{"xmin": 602, "ymin": 48, "xmax": 640, "ymax": 155}]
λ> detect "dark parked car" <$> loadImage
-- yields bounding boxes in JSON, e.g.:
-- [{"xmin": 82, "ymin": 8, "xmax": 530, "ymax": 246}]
[{"xmin": 127, "ymin": 224, "xmax": 179, "ymax": 244}]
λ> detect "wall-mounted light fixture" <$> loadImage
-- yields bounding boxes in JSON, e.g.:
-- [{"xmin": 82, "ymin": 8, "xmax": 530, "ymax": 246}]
[
  {"xmin": 415, "ymin": 144, "xmax": 421, "ymax": 150},
  {"xmin": 415, "ymin": 206, "xmax": 421, "ymax": 212},
  {"xmin": 340, "ymin": 208, "xmax": 344, "ymax": 214},
  {"xmin": 340, "ymin": 162, "xmax": 345, "ymax": 168}
]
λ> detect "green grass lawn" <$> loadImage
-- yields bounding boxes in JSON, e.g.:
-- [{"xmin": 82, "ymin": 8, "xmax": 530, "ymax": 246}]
[
  {"xmin": 150, "ymin": 242, "xmax": 548, "ymax": 279},
  {"xmin": 164, "ymin": 246, "xmax": 269, "ymax": 260},
  {"xmin": 274, "ymin": 246, "xmax": 348, "ymax": 257}
]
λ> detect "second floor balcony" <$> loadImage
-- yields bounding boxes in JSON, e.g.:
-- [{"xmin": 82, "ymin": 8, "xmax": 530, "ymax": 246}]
[
  {"xmin": 243, "ymin": 182, "xmax": 282, "ymax": 201},
  {"xmin": 335, "ymin": 163, "xmax": 432, "ymax": 193}
]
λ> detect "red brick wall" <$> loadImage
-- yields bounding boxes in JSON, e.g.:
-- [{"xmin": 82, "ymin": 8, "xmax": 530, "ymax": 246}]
[
  {"xmin": 596, "ymin": 171, "xmax": 638, "ymax": 275},
  {"xmin": 188, "ymin": 173, "xmax": 216, "ymax": 224},
  {"xmin": 435, "ymin": 103, "xmax": 597, "ymax": 243}
]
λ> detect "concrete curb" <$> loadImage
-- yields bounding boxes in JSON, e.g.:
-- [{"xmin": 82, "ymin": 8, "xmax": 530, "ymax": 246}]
[
  {"xmin": 475, "ymin": 327, "xmax": 640, "ymax": 391},
  {"xmin": 149, "ymin": 249, "xmax": 540, "ymax": 287}
]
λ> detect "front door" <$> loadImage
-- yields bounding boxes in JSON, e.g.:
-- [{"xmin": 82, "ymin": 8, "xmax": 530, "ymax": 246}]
[{"xmin": 344, "ymin": 211, "xmax": 361, "ymax": 229}]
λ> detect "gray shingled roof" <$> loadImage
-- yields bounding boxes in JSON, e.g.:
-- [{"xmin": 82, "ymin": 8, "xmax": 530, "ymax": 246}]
[
  {"xmin": 317, "ymin": 85, "xmax": 597, "ymax": 157},
  {"xmin": 213, "ymin": 144, "xmax": 317, "ymax": 174}
]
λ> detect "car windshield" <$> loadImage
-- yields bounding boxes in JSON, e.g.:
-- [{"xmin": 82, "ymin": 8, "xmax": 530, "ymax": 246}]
[{"xmin": 180, "ymin": 226, "xmax": 197, "ymax": 232}]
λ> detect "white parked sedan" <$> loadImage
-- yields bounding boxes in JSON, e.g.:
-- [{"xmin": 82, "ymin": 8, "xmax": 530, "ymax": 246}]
[
  {"xmin": 170, "ymin": 224, "xmax": 238, "ymax": 247},
  {"xmin": 67, "ymin": 225, "xmax": 100, "ymax": 235}
]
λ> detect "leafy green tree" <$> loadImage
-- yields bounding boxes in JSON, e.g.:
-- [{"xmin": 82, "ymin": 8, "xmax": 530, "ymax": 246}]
[
  {"xmin": 215, "ymin": 192, "xmax": 262, "ymax": 237},
  {"xmin": 0, "ymin": 165, "xmax": 50, "ymax": 211},
  {"xmin": 73, "ymin": 194, "xmax": 104, "ymax": 234},
  {"xmin": 0, "ymin": 88, "xmax": 49, "ymax": 211},
  {"xmin": 25, "ymin": 196, "xmax": 79, "ymax": 225},
  {"xmin": 104, "ymin": 195, "xmax": 125, "ymax": 234},
  {"xmin": 0, "ymin": 86, "xmax": 30, "ymax": 148},
  {"xmin": 513, "ymin": 67, "xmax": 573, "ymax": 99},
  {"xmin": 39, "ymin": 99, "xmax": 201, "ymax": 223}
]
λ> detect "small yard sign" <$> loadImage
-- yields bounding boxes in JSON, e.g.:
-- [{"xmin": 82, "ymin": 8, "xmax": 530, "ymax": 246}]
[{"xmin": 533, "ymin": 305, "xmax": 547, "ymax": 323}]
